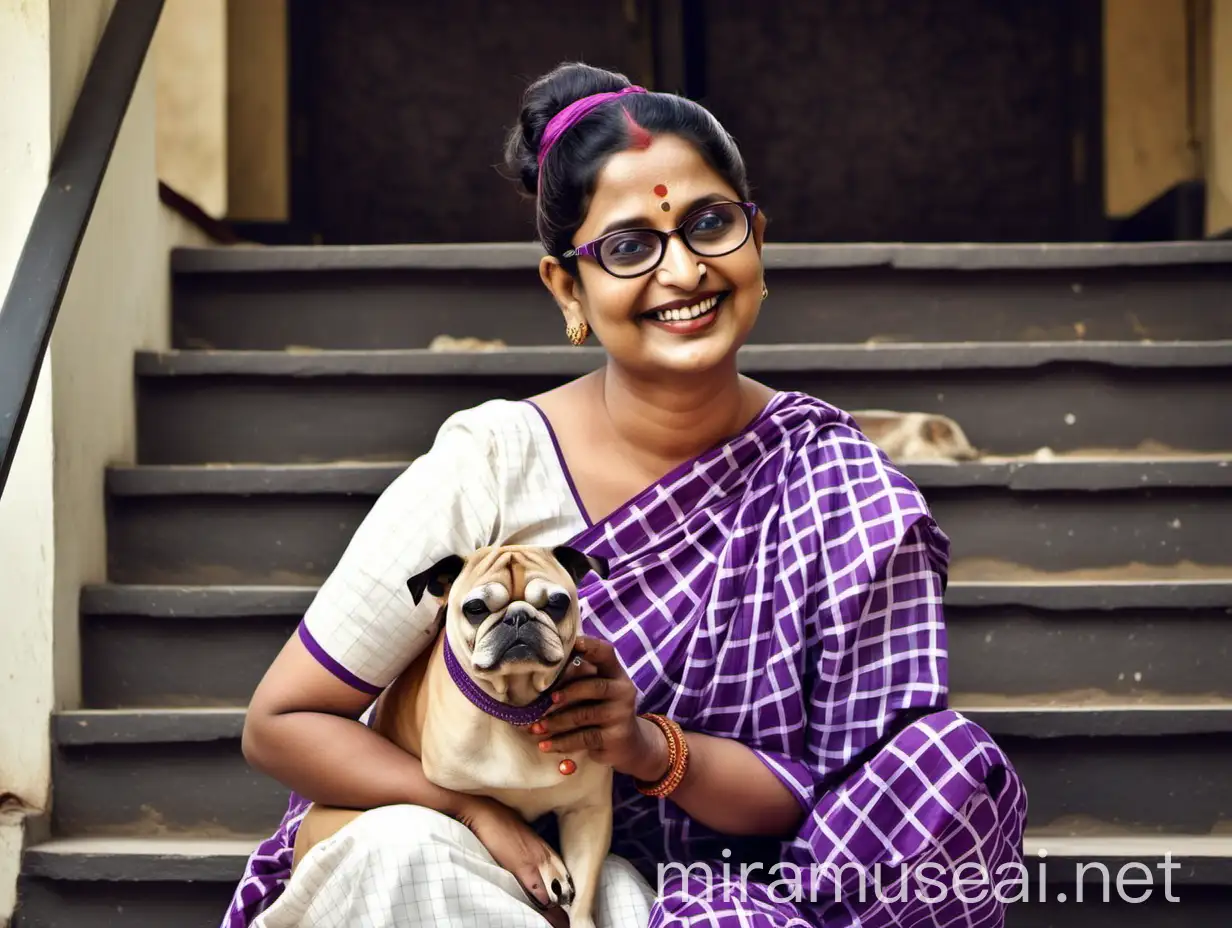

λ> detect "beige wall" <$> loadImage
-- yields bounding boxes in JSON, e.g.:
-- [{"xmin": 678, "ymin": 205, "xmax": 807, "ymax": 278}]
[
  {"xmin": 0, "ymin": 0, "xmax": 56, "ymax": 918},
  {"xmin": 48, "ymin": 0, "xmax": 116, "ymax": 148},
  {"xmin": 228, "ymin": 0, "xmax": 288, "ymax": 221},
  {"xmin": 151, "ymin": 0, "xmax": 289, "ymax": 221},
  {"xmin": 154, "ymin": 0, "xmax": 228, "ymax": 216},
  {"xmin": 1209, "ymin": 0, "xmax": 1232, "ymax": 234},
  {"xmin": 1103, "ymin": 0, "xmax": 1199, "ymax": 217},
  {"xmin": 50, "ymin": 61, "xmax": 171, "ymax": 711},
  {"xmin": 1, "ymin": 0, "xmax": 178, "ymax": 918}
]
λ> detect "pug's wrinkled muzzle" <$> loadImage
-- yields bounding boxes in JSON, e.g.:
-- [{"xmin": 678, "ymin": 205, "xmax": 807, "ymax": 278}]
[{"xmin": 474, "ymin": 604, "xmax": 557, "ymax": 670}]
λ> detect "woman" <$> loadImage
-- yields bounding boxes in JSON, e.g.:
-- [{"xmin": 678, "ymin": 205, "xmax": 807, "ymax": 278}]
[{"xmin": 221, "ymin": 62, "xmax": 1025, "ymax": 928}]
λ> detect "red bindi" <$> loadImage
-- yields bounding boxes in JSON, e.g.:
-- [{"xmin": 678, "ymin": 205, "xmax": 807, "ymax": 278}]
[{"xmin": 653, "ymin": 184, "xmax": 668, "ymax": 197}]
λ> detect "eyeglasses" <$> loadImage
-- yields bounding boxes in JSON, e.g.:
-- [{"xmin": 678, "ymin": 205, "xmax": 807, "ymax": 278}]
[{"xmin": 563, "ymin": 200, "xmax": 759, "ymax": 279}]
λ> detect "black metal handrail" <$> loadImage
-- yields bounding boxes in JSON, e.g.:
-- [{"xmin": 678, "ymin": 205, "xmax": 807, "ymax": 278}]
[{"xmin": 0, "ymin": 0, "xmax": 164, "ymax": 495}]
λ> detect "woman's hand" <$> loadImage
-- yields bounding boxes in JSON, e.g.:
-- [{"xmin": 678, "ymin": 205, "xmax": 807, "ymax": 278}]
[
  {"xmin": 454, "ymin": 796, "xmax": 570, "ymax": 928},
  {"xmin": 529, "ymin": 636, "xmax": 669, "ymax": 783}
]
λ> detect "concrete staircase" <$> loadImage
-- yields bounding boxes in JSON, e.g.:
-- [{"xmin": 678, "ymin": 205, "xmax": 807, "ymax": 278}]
[{"xmin": 13, "ymin": 241, "xmax": 1232, "ymax": 926}]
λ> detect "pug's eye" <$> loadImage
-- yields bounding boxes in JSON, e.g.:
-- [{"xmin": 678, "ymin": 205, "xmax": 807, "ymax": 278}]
[
  {"xmin": 544, "ymin": 591, "xmax": 572, "ymax": 622},
  {"xmin": 462, "ymin": 599, "xmax": 488, "ymax": 623}
]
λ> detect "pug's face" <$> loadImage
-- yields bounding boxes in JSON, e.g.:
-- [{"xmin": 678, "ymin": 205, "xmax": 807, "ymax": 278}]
[{"xmin": 408, "ymin": 545, "xmax": 608, "ymax": 703}]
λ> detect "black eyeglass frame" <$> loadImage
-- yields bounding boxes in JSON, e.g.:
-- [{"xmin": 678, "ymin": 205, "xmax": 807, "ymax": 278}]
[{"xmin": 561, "ymin": 200, "xmax": 760, "ymax": 279}]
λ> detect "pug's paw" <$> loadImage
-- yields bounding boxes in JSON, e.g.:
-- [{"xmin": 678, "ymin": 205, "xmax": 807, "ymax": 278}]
[{"xmin": 540, "ymin": 853, "xmax": 576, "ymax": 908}]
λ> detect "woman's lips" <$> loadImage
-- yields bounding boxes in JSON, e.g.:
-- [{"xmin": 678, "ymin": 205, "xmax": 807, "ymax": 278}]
[{"xmin": 642, "ymin": 292, "xmax": 728, "ymax": 334}]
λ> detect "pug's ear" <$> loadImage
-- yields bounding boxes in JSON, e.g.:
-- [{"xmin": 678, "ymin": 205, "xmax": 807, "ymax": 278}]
[
  {"xmin": 407, "ymin": 554, "xmax": 466, "ymax": 605},
  {"xmin": 551, "ymin": 545, "xmax": 609, "ymax": 584}
]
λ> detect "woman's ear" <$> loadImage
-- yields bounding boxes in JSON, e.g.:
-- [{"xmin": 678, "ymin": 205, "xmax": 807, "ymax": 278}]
[
  {"xmin": 752, "ymin": 208, "xmax": 768, "ymax": 254},
  {"xmin": 540, "ymin": 257, "xmax": 580, "ymax": 309},
  {"xmin": 539, "ymin": 256, "xmax": 586, "ymax": 326}
]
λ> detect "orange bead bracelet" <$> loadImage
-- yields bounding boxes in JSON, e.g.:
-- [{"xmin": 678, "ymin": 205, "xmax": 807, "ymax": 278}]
[{"xmin": 635, "ymin": 713, "xmax": 689, "ymax": 798}]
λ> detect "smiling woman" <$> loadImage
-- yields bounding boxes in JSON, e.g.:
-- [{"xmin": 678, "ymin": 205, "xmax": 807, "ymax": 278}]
[{"xmin": 220, "ymin": 62, "xmax": 1026, "ymax": 928}]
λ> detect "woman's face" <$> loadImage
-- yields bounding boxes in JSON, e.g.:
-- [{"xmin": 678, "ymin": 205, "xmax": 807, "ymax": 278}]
[{"xmin": 545, "ymin": 134, "xmax": 766, "ymax": 378}]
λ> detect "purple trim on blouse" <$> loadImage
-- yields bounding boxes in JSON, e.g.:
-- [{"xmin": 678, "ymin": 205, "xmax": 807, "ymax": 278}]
[
  {"xmin": 523, "ymin": 393, "xmax": 788, "ymax": 534},
  {"xmin": 522, "ymin": 399, "xmax": 593, "ymax": 527},
  {"xmin": 297, "ymin": 621, "xmax": 384, "ymax": 696}
]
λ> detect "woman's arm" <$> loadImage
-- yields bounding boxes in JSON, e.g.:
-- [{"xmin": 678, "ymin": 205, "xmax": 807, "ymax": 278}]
[
  {"xmin": 632, "ymin": 721, "xmax": 807, "ymax": 838},
  {"xmin": 242, "ymin": 632, "xmax": 474, "ymax": 817},
  {"xmin": 245, "ymin": 631, "xmax": 573, "ymax": 914},
  {"xmin": 532, "ymin": 636, "xmax": 807, "ymax": 839}
]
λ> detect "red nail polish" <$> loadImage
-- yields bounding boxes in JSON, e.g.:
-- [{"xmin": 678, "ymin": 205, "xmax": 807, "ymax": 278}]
[{"xmin": 539, "ymin": 740, "xmax": 551, "ymax": 751}]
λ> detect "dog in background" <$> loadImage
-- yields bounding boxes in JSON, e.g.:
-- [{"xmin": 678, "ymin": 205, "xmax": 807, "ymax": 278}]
[{"xmin": 852, "ymin": 409, "xmax": 980, "ymax": 462}]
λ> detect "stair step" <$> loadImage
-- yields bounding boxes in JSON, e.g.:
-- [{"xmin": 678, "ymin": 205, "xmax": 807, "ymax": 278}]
[
  {"xmin": 169, "ymin": 241, "xmax": 1232, "ymax": 349},
  {"xmin": 80, "ymin": 581, "xmax": 1232, "ymax": 709},
  {"xmin": 21, "ymin": 836, "xmax": 258, "ymax": 881},
  {"xmin": 104, "ymin": 458, "xmax": 1232, "ymax": 494},
  {"xmin": 102, "ymin": 459, "xmax": 1232, "ymax": 585},
  {"xmin": 15, "ymin": 834, "xmax": 1232, "ymax": 927},
  {"xmin": 52, "ymin": 705, "xmax": 1232, "ymax": 745},
  {"xmin": 48, "ymin": 706, "xmax": 1232, "ymax": 837},
  {"xmin": 134, "ymin": 342, "xmax": 1232, "ymax": 463},
  {"xmin": 21, "ymin": 832, "xmax": 1232, "ymax": 883}
]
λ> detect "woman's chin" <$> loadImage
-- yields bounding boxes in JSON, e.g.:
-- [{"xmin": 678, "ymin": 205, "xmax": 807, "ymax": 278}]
[
  {"xmin": 646, "ymin": 311, "xmax": 755, "ymax": 372},
  {"xmin": 641, "ymin": 333, "xmax": 744, "ymax": 376}
]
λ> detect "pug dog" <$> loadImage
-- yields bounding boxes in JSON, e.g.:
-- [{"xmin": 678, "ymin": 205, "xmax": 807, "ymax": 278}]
[{"xmin": 291, "ymin": 544, "xmax": 612, "ymax": 928}]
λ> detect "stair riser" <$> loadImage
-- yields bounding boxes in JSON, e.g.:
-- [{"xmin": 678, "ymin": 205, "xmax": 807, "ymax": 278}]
[
  {"xmin": 51, "ymin": 742, "xmax": 289, "ymax": 837},
  {"xmin": 105, "ymin": 490, "xmax": 1232, "ymax": 585},
  {"xmin": 1005, "ymin": 891, "xmax": 1232, "ymax": 927},
  {"xmin": 947, "ymin": 609, "xmax": 1232, "ymax": 699},
  {"xmin": 14, "ymin": 880, "xmax": 237, "ymax": 928},
  {"xmin": 14, "ymin": 880, "xmax": 1232, "ymax": 928},
  {"xmin": 80, "ymin": 610, "xmax": 1232, "ymax": 708},
  {"xmin": 136, "ymin": 365, "xmax": 1232, "ymax": 465},
  {"xmin": 82, "ymin": 616, "xmax": 298, "ymax": 708},
  {"xmin": 172, "ymin": 265, "xmax": 1232, "ymax": 350},
  {"xmin": 14, "ymin": 877, "xmax": 1232, "ymax": 928},
  {"xmin": 50, "ymin": 735, "xmax": 1232, "ymax": 836}
]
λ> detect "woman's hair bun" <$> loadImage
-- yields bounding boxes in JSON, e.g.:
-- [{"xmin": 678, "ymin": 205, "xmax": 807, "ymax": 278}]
[{"xmin": 504, "ymin": 62, "xmax": 633, "ymax": 197}]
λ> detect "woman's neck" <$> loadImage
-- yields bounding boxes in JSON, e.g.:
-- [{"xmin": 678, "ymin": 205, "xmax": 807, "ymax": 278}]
[{"xmin": 595, "ymin": 361, "xmax": 768, "ymax": 472}]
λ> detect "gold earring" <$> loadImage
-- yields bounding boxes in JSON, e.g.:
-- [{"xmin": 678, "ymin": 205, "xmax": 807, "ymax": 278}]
[
  {"xmin": 761, "ymin": 281, "xmax": 769, "ymax": 300},
  {"xmin": 566, "ymin": 320, "xmax": 589, "ymax": 346}
]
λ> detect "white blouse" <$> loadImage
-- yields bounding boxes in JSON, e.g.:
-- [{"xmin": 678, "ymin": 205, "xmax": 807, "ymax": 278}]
[{"xmin": 299, "ymin": 399, "xmax": 588, "ymax": 693}]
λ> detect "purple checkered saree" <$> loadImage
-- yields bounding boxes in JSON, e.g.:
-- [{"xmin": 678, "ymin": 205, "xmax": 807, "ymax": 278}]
[{"xmin": 221, "ymin": 391, "xmax": 1026, "ymax": 927}]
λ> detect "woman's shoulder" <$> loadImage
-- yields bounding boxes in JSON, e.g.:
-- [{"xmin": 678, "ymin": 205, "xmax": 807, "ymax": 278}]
[
  {"xmin": 428, "ymin": 397, "xmax": 553, "ymax": 466},
  {"xmin": 772, "ymin": 392, "xmax": 947, "ymax": 558}
]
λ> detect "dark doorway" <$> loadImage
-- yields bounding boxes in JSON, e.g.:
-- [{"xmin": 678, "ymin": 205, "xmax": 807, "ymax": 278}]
[{"xmin": 288, "ymin": 0, "xmax": 1103, "ymax": 245}]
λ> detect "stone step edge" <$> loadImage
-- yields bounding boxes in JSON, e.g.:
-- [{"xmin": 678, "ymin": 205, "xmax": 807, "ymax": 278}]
[
  {"xmin": 51, "ymin": 706, "xmax": 1232, "ymax": 747},
  {"xmin": 170, "ymin": 240, "xmax": 1232, "ymax": 274},
  {"xmin": 79, "ymin": 580, "xmax": 1232, "ymax": 617},
  {"xmin": 135, "ymin": 341, "xmax": 1232, "ymax": 377},
  {"xmin": 21, "ymin": 833, "xmax": 1232, "ymax": 884},
  {"xmin": 103, "ymin": 459, "xmax": 1232, "ymax": 498}
]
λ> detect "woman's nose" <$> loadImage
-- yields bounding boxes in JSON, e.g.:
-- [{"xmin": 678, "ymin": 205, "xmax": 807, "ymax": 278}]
[{"xmin": 655, "ymin": 234, "xmax": 703, "ymax": 289}]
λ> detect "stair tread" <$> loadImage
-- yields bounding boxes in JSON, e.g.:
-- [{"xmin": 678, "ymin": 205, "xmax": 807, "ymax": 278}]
[
  {"xmin": 79, "ymin": 578, "xmax": 1232, "ymax": 615},
  {"xmin": 1025, "ymin": 834, "xmax": 1232, "ymax": 858},
  {"xmin": 170, "ymin": 240, "xmax": 1232, "ymax": 274},
  {"xmin": 135, "ymin": 340, "xmax": 1232, "ymax": 377},
  {"xmin": 103, "ymin": 457, "xmax": 1232, "ymax": 496},
  {"xmin": 25, "ymin": 835, "xmax": 262, "ymax": 857},
  {"xmin": 51, "ymin": 703, "xmax": 1232, "ymax": 747},
  {"xmin": 21, "ymin": 832, "xmax": 1232, "ymax": 885},
  {"xmin": 31, "ymin": 831, "xmax": 1232, "ymax": 858}
]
